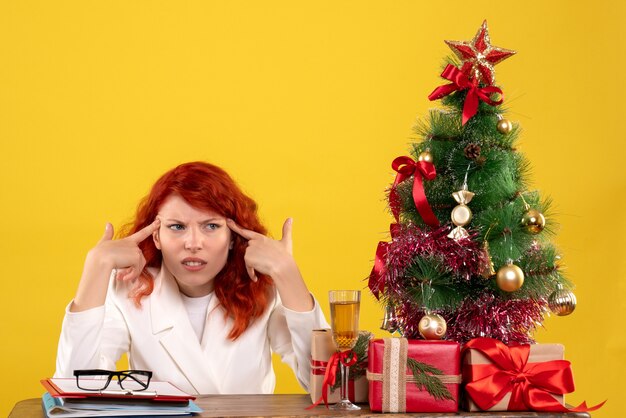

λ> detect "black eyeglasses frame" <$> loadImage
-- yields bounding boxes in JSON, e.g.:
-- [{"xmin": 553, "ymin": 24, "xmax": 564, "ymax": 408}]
[{"xmin": 73, "ymin": 369, "xmax": 153, "ymax": 392}]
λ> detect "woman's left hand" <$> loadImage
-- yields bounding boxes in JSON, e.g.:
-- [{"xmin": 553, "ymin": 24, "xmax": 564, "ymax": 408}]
[
  {"xmin": 227, "ymin": 218, "xmax": 314, "ymax": 311},
  {"xmin": 226, "ymin": 218, "xmax": 294, "ymax": 282}
]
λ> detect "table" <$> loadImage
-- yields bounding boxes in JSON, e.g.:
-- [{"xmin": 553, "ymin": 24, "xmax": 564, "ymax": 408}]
[{"xmin": 9, "ymin": 394, "xmax": 591, "ymax": 417}]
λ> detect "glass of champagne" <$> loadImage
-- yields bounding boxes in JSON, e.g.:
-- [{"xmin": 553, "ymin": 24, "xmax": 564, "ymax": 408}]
[{"xmin": 329, "ymin": 290, "xmax": 361, "ymax": 411}]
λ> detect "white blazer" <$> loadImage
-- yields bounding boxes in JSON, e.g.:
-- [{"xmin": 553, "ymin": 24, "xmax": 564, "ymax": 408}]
[{"xmin": 55, "ymin": 265, "xmax": 329, "ymax": 394}]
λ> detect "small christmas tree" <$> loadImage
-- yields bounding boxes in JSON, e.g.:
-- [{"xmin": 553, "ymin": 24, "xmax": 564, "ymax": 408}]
[{"xmin": 369, "ymin": 21, "xmax": 577, "ymax": 345}]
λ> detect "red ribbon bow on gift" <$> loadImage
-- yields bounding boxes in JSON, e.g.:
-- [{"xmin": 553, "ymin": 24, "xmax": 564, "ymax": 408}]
[
  {"xmin": 308, "ymin": 350, "xmax": 358, "ymax": 409},
  {"xmin": 390, "ymin": 156, "xmax": 440, "ymax": 227},
  {"xmin": 463, "ymin": 338, "xmax": 605, "ymax": 413},
  {"xmin": 368, "ymin": 223, "xmax": 401, "ymax": 299},
  {"xmin": 428, "ymin": 64, "xmax": 504, "ymax": 125}
]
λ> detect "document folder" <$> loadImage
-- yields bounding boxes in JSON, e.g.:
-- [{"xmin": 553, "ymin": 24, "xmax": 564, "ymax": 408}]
[{"xmin": 41, "ymin": 378, "xmax": 195, "ymax": 403}]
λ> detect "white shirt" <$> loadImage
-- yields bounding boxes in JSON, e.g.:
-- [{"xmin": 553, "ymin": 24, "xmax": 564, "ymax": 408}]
[
  {"xmin": 54, "ymin": 264, "xmax": 329, "ymax": 394},
  {"xmin": 180, "ymin": 292, "xmax": 213, "ymax": 341}
]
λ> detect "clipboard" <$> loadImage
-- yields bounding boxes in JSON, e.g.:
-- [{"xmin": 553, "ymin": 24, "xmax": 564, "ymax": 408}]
[{"xmin": 41, "ymin": 378, "xmax": 196, "ymax": 403}]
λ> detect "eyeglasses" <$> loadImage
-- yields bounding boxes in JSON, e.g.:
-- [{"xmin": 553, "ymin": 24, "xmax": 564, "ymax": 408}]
[{"xmin": 73, "ymin": 369, "xmax": 153, "ymax": 392}]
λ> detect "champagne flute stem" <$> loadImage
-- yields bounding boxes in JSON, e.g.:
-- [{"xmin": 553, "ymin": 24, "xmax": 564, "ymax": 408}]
[{"xmin": 340, "ymin": 362, "xmax": 350, "ymax": 402}]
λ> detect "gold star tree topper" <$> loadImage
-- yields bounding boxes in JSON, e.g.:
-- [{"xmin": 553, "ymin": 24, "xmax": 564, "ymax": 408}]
[{"xmin": 445, "ymin": 20, "xmax": 516, "ymax": 86}]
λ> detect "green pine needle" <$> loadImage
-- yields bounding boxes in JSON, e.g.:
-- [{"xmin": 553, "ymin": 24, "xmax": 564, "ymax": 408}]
[
  {"xmin": 403, "ymin": 256, "xmax": 466, "ymax": 310},
  {"xmin": 406, "ymin": 358, "xmax": 454, "ymax": 401},
  {"xmin": 330, "ymin": 332, "xmax": 373, "ymax": 392}
]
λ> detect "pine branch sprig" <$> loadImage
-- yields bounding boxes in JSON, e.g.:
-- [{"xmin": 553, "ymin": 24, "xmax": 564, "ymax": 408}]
[
  {"xmin": 330, "ymin": 331, "xmax": 373, "ymax": 392},
  {"xmin": 406, "ymin": 358, "xmax": 454, "ymax": 401}
]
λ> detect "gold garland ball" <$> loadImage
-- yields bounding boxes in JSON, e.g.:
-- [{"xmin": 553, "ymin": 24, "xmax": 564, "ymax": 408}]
[
  {"xmin": 548, "ymin": 288, "xmax": 577, "ymax": 316},
  {"xmin": 521, "ymin": 208, "xmax": 546, "ymax": 234},
  {"xmin": 496, "ymin": 264, "xmax": 525, "ymax": 292},
  {"xmin": 497, "ymin": 118, "xmax": 512, "ymax": 134},
  {"xmin": 418, "ymin": 313, "xmax": 447, "ymax": 340},
  {"xmin": 418, "ymin": 150, "xmax": 433, "ymax": 163}
]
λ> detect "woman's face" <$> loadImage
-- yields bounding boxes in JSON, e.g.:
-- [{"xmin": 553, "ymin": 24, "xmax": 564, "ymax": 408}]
[{"xmin": 153, "ymin": 194, "xmax": 232, "ymax": 297}]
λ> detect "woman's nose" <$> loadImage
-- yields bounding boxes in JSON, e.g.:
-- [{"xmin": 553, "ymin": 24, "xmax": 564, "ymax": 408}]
[{"xmin": 184, "ymin": 227, "xmax": 203, "ymax": 251}]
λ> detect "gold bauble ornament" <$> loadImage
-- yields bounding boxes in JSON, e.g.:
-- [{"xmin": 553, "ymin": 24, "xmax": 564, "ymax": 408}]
[
  {"xmin": 496, "ymin": 263, "xmax": 524, "ymax": 292},
  {"xmin": 418, "ymin": 313, "xmax": 447, "ymax": 340},
  {"xmin": 497, "ymin": 118, "xmax": 512, "ymax": 134},
  {"xmin": 521, "ymin": 208, "xmax": 546, "ymax": 234},
  {"xmin": 418, "ymin": 150, "xmax": 433, "ymax": 163},
  {"xmin": 548, "ymin": 286, "xmax": 577, "ymax": 316}
]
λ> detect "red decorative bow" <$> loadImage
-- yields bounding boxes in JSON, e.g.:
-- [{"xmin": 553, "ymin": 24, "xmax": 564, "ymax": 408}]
[
  {"xmin": 369, "ymin": 156, "xmax": 439, "ymax": 300},
  {"xmin": 463, "ymin": 338, "xmax": 605, "ymax": 413},
  {"xmin": 308, "ymin": 350, "xmax": 358, "ymax": 409},
  {"xmin": 390, "ymin": 156, "xmax": 439, "ymax": 227},
  {"xmin": 368, "ymin": 223, "xmax": 401, "ymax": 300},
  {"xmin": 368, "ymin": 241, "xmax": 389, "ymax": 300},
  {"xmin": 428, "ymin": 64, "xmax": 504, "ymax": 125}
]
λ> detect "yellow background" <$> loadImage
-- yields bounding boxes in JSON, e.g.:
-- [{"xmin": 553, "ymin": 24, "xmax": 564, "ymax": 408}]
[{"xmin": 1, "ymin": 1, "xmax": 624, "ymax": 417}]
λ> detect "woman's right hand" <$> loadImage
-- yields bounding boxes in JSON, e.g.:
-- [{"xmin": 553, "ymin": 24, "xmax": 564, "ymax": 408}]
[{"xmin": 70, "ymin": 219, "xmax": 160, "ymax": 312}]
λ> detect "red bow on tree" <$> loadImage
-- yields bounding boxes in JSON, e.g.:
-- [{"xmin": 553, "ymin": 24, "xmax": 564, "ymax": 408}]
[
  {"xmin": 368, "ymin": 223, "xmax": 401, "ymax": 299},
  {"xmin": 369, "ymin": 157, "xmax": 439, "ymax": 300},
  {"xmin": 428, "ymin": 64, "xmax": 503, "ymax": 125},
  {"xmin": 389, "ymin": 156, "xmax": 440, "ymax": 227},
  {"xmin": 463, "ymin": 338, "xmax": 605, "ymax": 413}
]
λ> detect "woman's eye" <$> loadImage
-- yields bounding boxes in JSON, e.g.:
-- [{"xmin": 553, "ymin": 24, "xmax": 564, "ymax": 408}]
[
  {"xmin": 205, "ymin": 223, "xmax": 220, "ymax": 230},
  {"xmin": 168, "ymin": 224, "xmax": 185, "ymax": 231}
]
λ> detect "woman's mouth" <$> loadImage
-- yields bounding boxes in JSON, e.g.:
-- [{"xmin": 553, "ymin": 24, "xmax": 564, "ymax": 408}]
[{"xmin": 181, "ymin": 258, "xmax": 207, "ymax": 271}]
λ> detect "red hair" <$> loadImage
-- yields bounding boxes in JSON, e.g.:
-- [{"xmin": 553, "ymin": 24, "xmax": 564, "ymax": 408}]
[{"xmin": 119, "ymin": 161, "xmax": 272, "ymax": 340}]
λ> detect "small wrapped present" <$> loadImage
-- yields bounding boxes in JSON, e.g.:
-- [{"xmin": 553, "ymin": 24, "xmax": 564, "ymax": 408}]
[
  {"xmin": 367, "ymin": 338, "xmax": 461, "ymax": 413},
  {"xmin": 462, "ymin": 338, "xmax": 605, "ymax": 413},
  {"xmin": 309, "ymin": 329, "xmax": 369, "ymax": 405}
]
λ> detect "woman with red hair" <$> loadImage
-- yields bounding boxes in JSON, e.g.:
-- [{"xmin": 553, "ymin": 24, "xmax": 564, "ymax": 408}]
[{"xmin": 55, "ymin": 161, "xmax": 328, "ymax": 394}]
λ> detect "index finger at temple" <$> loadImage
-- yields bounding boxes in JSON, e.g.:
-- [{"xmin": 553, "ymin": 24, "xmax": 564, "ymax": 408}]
[
  {"xmin": 226, "ymin": 219, "xmax": 263, "ymax": 240},
  {"xmin": 129, "ymin": 218, "xmax": 161, "ymax": 243},
  {"xmin": 281, "ymin": 218, "xmax": 293, "ymax": 246}
]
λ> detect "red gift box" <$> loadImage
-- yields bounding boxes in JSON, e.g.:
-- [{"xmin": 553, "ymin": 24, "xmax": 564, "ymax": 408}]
[
  {"xmin": 462, "ymin": 338, "xmax": 605, "ymax": 413},
  {"xmin": 367, "ymin": 338, "xmax": 461, "ymax": 413}
]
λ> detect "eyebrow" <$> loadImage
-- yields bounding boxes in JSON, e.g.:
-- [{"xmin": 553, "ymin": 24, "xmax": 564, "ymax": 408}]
[{"xmin": 163, "ymin": 218, "xmax": 224, "ymax": 223}]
